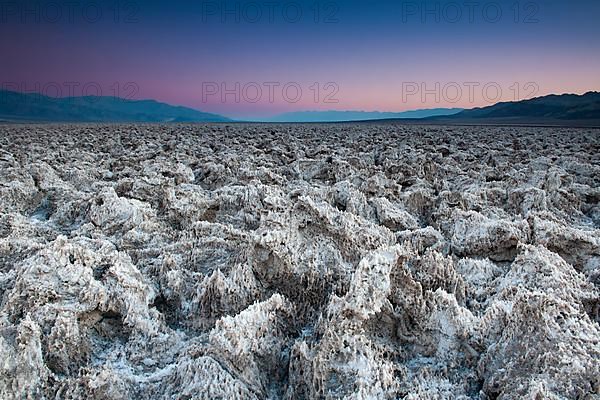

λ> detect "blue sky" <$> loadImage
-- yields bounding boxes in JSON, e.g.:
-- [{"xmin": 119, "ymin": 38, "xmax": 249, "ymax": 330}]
[{"xmin": 2, "ymin": 0, "xmax": 600, "ymax": 118}]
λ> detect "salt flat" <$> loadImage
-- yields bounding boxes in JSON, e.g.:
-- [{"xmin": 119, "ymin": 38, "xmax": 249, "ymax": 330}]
[{"xmin": 0, "ymin": 124, "xmax": 599, "ymax": 399}]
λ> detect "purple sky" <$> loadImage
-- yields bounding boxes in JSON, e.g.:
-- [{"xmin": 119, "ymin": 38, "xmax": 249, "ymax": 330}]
[{"xmin": 2, "ymin": 0, "xmax": 600, "ymax": 119}]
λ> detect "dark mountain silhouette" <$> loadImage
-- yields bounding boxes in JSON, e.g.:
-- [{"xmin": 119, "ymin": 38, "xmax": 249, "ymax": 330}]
[
  {"xmin": 0, "ymin": 90, "xmax": 230, "ymax": 123},
  {"xmin": 2, "ymin": 90, "xmax": 599, "ymax": 126},
  {"xmin": 361, "ymin": 92, "xmax": 600, "ymax": 127},
  {"xmin": 258, "ymin": 108, "xmax": 463, "ymax": 122},
  {"xmin": 440, "ymin": 91, "xmax": 600, "ymax": 124}
]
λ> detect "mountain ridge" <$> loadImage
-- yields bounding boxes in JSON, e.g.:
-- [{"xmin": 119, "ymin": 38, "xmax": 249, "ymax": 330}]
[
  {"xmin": 2, "ymin": 90, "xmax": 599, "ymax": 125},
  {"xmin": 0, "ymin": 90, "xmax": 230, "ymax": 123},
  {"xmin": 444, "ymin": 91, "xmax": 600, "ymax": 121},
  {"xmin": 256, "ymin": 108, "xmax": 464, "ymax": 122}
]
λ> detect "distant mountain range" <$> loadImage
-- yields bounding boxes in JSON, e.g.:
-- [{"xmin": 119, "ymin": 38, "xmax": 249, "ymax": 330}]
[
  {"xmin": 256, "ymin": 108, "xmax": 463, "ymax": 122},
  {"xmin": 426, "ymin": 91, "xmax": 600, "ymax": 126},
  {"xmin": 451, "ymin": 91, "xmax": 600, "ymax": 119},
  {"xmin": 0, "ymin": 90, "xmax": 230, "ymax": 122},
  {"xmin": 1, "ymin": 90, "xmax": 599, "ymax": 126}
]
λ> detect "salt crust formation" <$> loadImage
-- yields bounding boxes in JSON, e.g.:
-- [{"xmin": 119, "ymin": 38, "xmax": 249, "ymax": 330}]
[{"xmin": 0, "ymin": 124, "xmax": 599, "ymax": 399}]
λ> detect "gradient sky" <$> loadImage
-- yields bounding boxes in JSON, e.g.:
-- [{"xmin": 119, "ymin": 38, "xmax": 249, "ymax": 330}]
[{"xmin": 2, "ymin": 0, "xmax": 600, "ymax": 119}]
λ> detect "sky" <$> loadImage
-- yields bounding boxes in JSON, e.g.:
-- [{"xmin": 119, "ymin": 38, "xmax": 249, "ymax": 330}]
[{"xmin": 2, "ymin": 0, "xmax": 600, "ymax": 119}]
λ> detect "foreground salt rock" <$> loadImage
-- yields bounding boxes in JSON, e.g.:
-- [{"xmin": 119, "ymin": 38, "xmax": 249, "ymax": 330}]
[{"xmin": 0, "ymin": 124, "xmax": 599, "ymax": 399}]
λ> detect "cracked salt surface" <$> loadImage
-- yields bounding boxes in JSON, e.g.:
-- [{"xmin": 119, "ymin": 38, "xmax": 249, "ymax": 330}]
[{"xmin": 0, "ymin": 123, "xmax": 599, "ymax": 399}]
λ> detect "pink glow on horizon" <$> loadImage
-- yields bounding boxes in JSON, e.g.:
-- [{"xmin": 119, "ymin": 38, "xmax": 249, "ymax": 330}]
[{"xmin": 3, "ymin": 25, "xmax": 600, "ymax": 119}]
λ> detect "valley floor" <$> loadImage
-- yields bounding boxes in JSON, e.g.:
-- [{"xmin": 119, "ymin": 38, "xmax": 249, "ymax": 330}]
[{"xmin": 0, "ymin": 124, "xmax": 599, "ymax": 399}]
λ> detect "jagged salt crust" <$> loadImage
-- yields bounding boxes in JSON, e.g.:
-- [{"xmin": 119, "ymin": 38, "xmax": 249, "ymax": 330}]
[{"xmin": 0, "ymin": 124, "xmax": 599, "ymax": 399}]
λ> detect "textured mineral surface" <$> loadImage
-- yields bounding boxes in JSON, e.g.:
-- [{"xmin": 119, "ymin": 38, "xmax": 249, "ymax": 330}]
[{"xmin": 0, "ymin": 124, "xmax": 599, "ymax": 399}]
